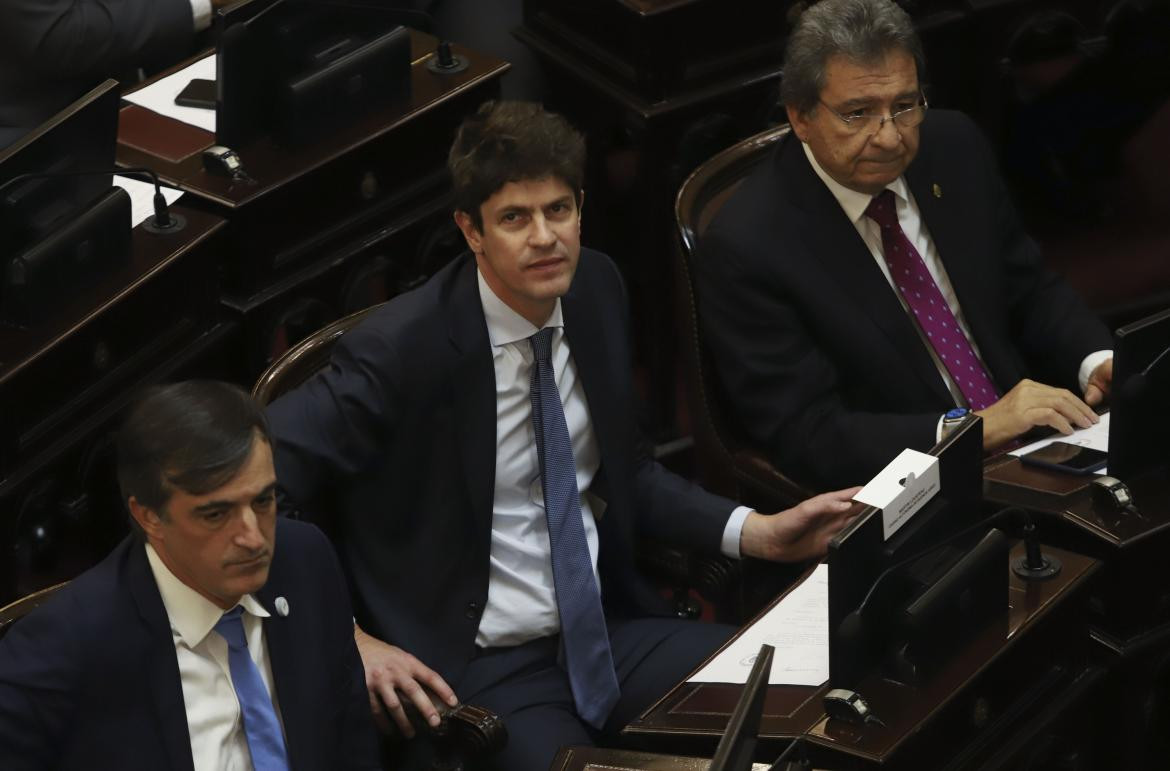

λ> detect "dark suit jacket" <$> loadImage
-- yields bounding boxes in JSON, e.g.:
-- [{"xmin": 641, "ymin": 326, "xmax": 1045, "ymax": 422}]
[
  {"xmin": 266, "ymin": 249, "xmax": 735, "ymax": 690},
  {"xmin": 0, "ymin": 0, "xmax": 195, "ymax": 148},
  {"xmin": 0, "ymin": 518, "xmax": 380, "ymax": 771},
  {"xmin": 697, "ymin": 109, "xmax": 1112, "ymax": 490}
]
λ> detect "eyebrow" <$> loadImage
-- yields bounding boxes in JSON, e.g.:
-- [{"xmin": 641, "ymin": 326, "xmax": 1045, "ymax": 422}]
[
  {"xmin": 497, "ymin": 197, "xmax": 574, "ymax": 216},
  {"xmin": 837, "ymin": 91, "xmax": 921, "ymax": 111},
  {"xmin": 192, "ymin": 481, "xmax": 277, "ymax": 512}
]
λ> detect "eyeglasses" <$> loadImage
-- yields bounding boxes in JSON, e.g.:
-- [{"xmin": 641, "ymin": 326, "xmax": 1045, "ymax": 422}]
[{"xmin": 819, "ymin": 96, "xmax": 928, "ymax": 135}]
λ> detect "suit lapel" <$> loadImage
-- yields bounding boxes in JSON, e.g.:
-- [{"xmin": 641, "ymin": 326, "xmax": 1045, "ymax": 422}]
[
  {"xmin": 254, "ymin": 580, "xmax": 305, "ymax": 769},
  {"xmin": 561, "ymin": 269, "xmax": 623, "ymax": 475},
  {"xmin": 447, "ymin": 257, "xmax": 498, "ymax": 544},
  {"xmin": 128, "ymin": 545, "xmax": 196, "ymax": 771},
  {"xmin": 780, "ymin": 138, "xmax": 952, "ymax": 403}
]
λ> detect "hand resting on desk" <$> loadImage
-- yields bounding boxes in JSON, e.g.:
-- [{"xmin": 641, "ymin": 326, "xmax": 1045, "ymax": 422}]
[
  {"xmin": 977, "ymin": 378, "xmax": 1100, "ymax": 450},
  {"xmin": 740, "ymin": 488, "xmax": 863, "ymax": 563}
]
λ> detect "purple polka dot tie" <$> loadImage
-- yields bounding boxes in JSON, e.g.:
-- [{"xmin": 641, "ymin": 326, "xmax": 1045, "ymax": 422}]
[{"xmin": 864, "ymin": 190, "xmax": 999, "ymax": 411}]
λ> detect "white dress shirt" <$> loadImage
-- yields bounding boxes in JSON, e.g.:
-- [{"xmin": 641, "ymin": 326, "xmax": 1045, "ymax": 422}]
[
  {"xmin": 145, "ymin": 544, "xmax": 285, "ymax": 771},
  {"xmin": 801, "ymin": 142, "xmax": 1111, "ymax": 438},
  {"xmin": 474, "ymin": 270, "xmax": 749, "ymax": 648},
  {"xmin": 190, "ymin": 0, "xmax": 213, "ymax": 32}
]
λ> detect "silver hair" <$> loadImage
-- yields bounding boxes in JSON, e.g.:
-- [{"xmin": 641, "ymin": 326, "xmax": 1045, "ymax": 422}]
[{"xmin": 780, "ymin": 0, "xmax": 925, "ymax": 113}]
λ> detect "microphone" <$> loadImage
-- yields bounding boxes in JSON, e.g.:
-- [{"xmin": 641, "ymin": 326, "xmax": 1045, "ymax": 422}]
[
  {"xmin": 837, "ymin": 505, "xmax": 1040, "ymax": 650},
  {"xmin": 0, "ymin": 166, "xmax": 185, "ymax": 234}
]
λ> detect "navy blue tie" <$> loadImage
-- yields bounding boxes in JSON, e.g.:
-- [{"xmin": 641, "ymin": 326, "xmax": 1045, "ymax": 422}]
[
  {"xmin": 214, "ymin": 607, "xmax": 290, "ymax": 771},
  {"xmin": 529, "ymin": 327, "xmax": 620, "ymax": 729}
]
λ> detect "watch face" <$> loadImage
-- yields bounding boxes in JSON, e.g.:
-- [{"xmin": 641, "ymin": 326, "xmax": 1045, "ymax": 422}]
[{"xmin": 945, "ymin": 408, "xmax": 969, "ymax": 420}]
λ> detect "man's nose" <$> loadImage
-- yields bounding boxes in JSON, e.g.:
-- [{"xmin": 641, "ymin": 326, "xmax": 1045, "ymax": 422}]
[
  {"xmin": 529, "ymin": 215, "xmax": 556, "ymax": 247},
  {"xmin": 869, "ymin": 116, "xmax": 902, "ymax": 148},
  {"xmin": 235, "ymin": 507, "xmax": 266, "ymax": 549}
]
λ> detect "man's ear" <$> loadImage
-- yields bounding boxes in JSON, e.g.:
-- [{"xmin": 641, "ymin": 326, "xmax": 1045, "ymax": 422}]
[
  {"xmin": 786, "ymin": 104, "xmax": 810, "ymax": 143},
  {"xmin": 129, "ymin": 496, "xmax": 165, "ymax": 542},
  {"xmin": 453, "ymin": 210, "xmax": 483, "ymax": 255}
]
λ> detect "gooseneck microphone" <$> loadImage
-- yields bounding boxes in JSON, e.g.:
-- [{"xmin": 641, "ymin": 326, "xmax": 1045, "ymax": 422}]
[{"xmin": 0, "ymin": 166, "xmax": 184, "ymax": 234}]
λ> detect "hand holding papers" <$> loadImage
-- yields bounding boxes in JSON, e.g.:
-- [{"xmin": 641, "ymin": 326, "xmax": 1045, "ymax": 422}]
[{"xmin": 689, "ymin": 564, "xmax": 829, "ymax": 687}]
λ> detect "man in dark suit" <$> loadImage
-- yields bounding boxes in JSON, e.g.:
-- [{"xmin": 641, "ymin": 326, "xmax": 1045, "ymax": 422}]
[
  {"xmin": 0, "ymin": 381, "xmax": 380, "ymax": 771},
  {"xmin": 696, "ymin": 0, "xmax": 1114, "ymax": 490},
  {"xmin": 0, "ymin": 0, "xmax": 219, "ymax": 148},
  {"xmin": 266, "ymin": 101, "xmax": 860, "ymax": 770}
]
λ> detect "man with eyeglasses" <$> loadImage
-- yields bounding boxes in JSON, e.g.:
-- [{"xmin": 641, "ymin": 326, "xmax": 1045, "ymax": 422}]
[{"xmin": 695, "ymin": 0, "xmax": 1113, "ymax": 489}]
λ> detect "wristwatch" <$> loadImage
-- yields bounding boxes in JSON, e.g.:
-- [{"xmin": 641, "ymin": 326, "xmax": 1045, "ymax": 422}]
[{"xmin": 941, "ymin": 407, "xmax": 970, "ymax": 438}]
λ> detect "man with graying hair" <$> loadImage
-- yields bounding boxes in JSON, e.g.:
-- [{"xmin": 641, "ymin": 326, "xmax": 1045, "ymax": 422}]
[
  {"xmin": 0, "ymin": 381, "xmax": 380, "ymax": 771},
  {"xmin": 696, "ymin": 0, "xmax": 1113, "ymax": 490}
]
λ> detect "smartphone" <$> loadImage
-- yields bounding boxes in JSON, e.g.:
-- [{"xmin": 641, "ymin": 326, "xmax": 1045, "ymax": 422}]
[
  {"xmin": 1019, "ymin": 441, "xmax": 1108, "ymax": 475},
  {"xmin": 174, "ymin": 78, "xmax": 216, "ymax": 110}
]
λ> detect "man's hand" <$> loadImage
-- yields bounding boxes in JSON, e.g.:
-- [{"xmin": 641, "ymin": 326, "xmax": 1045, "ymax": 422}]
[
  {"xmin": 354, "ymin": 625, "xmax": 458, "ymax": 738},
  {"xmin": 739, "ymin": 488, "xmax": 863, "ymax": 563},
  {"xmin": 1083, "ymin": 358, "xmax": 1113, "ymax": 407},
  {"xmin": 975, "ymin": 378, "xmax": 1098, "ymax": 450}
]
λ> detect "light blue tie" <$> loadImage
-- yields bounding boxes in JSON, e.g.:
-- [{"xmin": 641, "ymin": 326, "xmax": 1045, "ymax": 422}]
[
  {"xmin": 529, "ymin": 327, "xmax": 620, "ymax": 729},
  {"xmin": 214, "ymin": 607, "xmax": 290, "ymax": 771}
]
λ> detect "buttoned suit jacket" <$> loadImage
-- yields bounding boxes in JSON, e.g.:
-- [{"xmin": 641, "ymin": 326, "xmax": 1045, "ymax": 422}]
[
  {"xmin": 696, "ymin": 109, "xmax": 1112, "ymax": 490},
  {"xmin": 0, "ymin": 0, "xmax": 195, "ymax": 148},
  {"xmin": 266, "ymin": 249, "xmax": 736, "ymax": 691},
  {"xmin": 0, "ymin": 518, "xmax": 380, "ymax": 771}
]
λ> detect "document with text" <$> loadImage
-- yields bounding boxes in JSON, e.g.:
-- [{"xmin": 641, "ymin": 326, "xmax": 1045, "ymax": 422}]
[{"xmin": 688, "ymin": 563, "xmax": 829, "ymax": 687}]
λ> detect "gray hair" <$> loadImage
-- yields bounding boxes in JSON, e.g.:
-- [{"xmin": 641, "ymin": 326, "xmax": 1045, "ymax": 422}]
[{"xmin": 781, "ymin": 0, "xmax": 925, "ymax": 114}]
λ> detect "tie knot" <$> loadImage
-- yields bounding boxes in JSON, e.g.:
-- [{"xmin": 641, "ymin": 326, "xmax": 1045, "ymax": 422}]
[
  {"xmin": 214, "ymin": 606, "xmax": 248, "ymax": 649},
  {"xmin": 530, "ymin": 327, "xmax": 555, "ymax": 366},
  {"xmin": 864, "ymin": 189, "xmax": 898, "ymax": 230}
]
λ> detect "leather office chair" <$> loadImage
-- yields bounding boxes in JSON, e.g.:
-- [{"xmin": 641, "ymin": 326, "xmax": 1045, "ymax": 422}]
[
  {"xmin": 674, "ymin": 126, "xmax": 820, "ymax": 616},
  {"xmin": 252, "ymin": 304, "xmax": 506, "ymax": 770},
  {"xmin": 674, "ymin": 123, "xmax": 812, "ymax": 512},
  {"xmin": 0, "ymin": 582, "xmax": 66, "ymax": 640}
]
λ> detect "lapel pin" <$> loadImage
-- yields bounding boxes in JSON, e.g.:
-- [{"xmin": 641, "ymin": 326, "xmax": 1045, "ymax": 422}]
[
  {"xmin": 275, "ymin": 597, "xmax": 290, "ymax": 617},
  {"xmin": 932, "ymin": 183, "xmax": 942, "ymax": 199}
]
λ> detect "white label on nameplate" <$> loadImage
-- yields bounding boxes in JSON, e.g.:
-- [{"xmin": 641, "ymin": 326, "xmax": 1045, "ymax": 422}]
[{"xmin": 854, "ymin": 449, "xmax": 940, "ymax": 540}]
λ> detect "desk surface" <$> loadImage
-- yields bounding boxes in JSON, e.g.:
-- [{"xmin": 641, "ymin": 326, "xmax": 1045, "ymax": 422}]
[
  {"xmin": 625, "ymin": 544, "xmax": 1097, "ymax": 766},
  {"xmin": 116, "ymin": 30, "xmax": 509, "ymax": 208},
  {"xmin": 0, "ymin": 205, "xmax": 224, "ymax": 387}
]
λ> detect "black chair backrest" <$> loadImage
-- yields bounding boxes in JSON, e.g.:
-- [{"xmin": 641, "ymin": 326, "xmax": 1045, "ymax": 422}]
[
  {"xmin": 674, "ymin": 125, "xmax": 808, "ymax": 506},
  {"xmin": 0, "ymin": 582, "xmax": 67, "ymax": 640}
]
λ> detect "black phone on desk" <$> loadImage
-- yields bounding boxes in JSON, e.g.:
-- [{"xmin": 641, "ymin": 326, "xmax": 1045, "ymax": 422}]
[
  {"xmin": 174, "ymin": 78, "xmax": 216, "ymax": 109},
  {"xmin": 1019, "ymin": 441, "xmax": 1108, "ymax": 475}
]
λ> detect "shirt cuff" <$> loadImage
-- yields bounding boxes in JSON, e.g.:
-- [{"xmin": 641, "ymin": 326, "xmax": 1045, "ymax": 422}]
[
  {"xmin": 935, "ymin": 415, "xmax": 946, "ymax": 443},
  {"xmin": 191, "ymin": 0, "xmax": 213, "ymax": 31},
  {"xmin": 721, "ymin": 505, "xmax": 753, "ymax": 559},
  {"xmin": 1078, "ymin": 350, "xmax": 1113, "ymax": 393}
]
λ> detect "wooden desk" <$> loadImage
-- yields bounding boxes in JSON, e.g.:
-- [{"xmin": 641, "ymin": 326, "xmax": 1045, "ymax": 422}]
[
  {"xmin": 622, "ymin": 544, "xmax": 1100, "ymax": 769},
  {"xmin": 117, "ymin": 30, "xmax": 509, "ymax": 378},
  {"xmin": 985, "ymin": 456, "xmax": 1170, "ymax": 769},
  {"xmin": 553, "ymin": 746, "xmax": 770, "ymax": 771},
  {"xmin": 0, "ymin": 206, "xmax": 227, "ymax": 603}
]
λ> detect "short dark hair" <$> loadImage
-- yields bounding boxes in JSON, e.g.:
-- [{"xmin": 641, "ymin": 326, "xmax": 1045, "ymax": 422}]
[
  {"xmin": 447, "ymin": 100, "xmax": 586, "ymax": 231},
  {"xmin": 117, "ymin": 381, "xmax": 270, "ymax": 535},
  {"xmin": 781, "ymin": 0, "xmax": 925, "ymax": 114}
]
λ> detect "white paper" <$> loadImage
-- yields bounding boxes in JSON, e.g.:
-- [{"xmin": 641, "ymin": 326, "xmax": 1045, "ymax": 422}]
[
  {"xmin": 688, "ymin": 564, "xmax": 828, "ymax": 687},
  {"xmin": 112, "ymin": 177, "xmax": 185, "ymax": 227},
  {"xmin": 1009, "ymin": 412, "xmax": 1111, "ymax": 474},
  {"xmin": 123, "ymin": 54, "xmax": 217, "ymax": 133},
  {"xmin": 854, "ymin": 448, "xmax": 940, "ymax": 540}
]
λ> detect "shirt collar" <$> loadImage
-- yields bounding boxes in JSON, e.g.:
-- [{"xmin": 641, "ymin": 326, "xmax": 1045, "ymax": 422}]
[
  {"xmin": 145, "ymin": 543, "xmax": 270, "ymax": 649},
  {"xmin": 476, "ymin": 267, "xmax": 564, "ymax": 348},
  {"xmin": 800, "ymin": 140, "xmax": 910, "ymax": 225}
]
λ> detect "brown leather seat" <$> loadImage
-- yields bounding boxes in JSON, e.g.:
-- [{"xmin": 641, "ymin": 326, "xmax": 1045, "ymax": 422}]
[
  {"xmin": 674, "ymin": 124, "xmax": 813, "ymax": 513},
  {"xmin": 253, "ymin": 311, "xmax": 507, "ymax": 768},
  {"xmin": 0, "ymin": 582, "xmax": 67, "ymax": 640}
]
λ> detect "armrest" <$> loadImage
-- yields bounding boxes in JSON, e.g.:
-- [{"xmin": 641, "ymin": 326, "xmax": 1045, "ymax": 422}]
[{"xmin": 377, "ymin": 688, "xmax": 507, "ymax": 757}]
